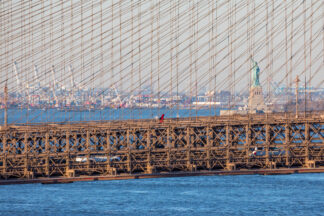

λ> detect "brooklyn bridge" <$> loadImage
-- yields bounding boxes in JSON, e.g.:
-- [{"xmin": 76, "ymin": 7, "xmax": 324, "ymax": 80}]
[{"xmin": 0, "ymin": 0, "xmax": 323, "ymax": 183}]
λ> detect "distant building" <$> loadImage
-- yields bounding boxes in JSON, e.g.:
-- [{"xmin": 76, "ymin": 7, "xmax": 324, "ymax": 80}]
[{"xmin": 220, "ymin": 59, "xmax": 269, "ymax": 116}]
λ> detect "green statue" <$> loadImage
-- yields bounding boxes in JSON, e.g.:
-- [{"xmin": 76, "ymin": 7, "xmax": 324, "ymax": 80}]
[{"xmin": 251, "ymin": 58, "xmax": 260, "ymax": 87}]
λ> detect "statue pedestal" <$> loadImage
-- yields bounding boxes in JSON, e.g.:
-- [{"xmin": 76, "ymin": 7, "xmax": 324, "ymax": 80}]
[{"xmin": 248, "ymin": 86, "xmax": 266, "ymax": 112}]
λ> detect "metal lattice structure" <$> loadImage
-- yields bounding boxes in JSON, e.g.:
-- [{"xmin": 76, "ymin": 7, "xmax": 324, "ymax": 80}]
[
  {"xmin": 0, "ymin": 1, "xmax": 323, "ymax": 182},
  {"xmin": 1, "ymin": 112, "xmax": 323, "ymax": 179}
]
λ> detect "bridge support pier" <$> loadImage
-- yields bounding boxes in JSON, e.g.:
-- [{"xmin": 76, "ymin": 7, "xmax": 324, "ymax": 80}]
[
  {"xmin": 45, "ymin": 132, "xmax": 50, "ymax": 176},
  {"xmin": 206, "ymin": 126, "xmax": 211, "ymax": 170},
  {"xmin": 65, "ymin": 169, "xmax": 75, "ymax": 178},
  {"xmin": 2, "ymin": 156, "xmax": 7, "ymax": 179},
  {"xmin": 305, "ymin": 160, "xmax": 316, "ymax": 168},
  {"xmin": 226, "ymin": 163, "xmax": 236, "ymax": 171},
  {"xmin": 146, "ymin": 164, "xmax": 155, "ymax": 174},
  {"xmin": 187, "ymin": 163, "xmax": 197, "ymax": 172},
  {"xmin": 245, "ymin": 124, "xmax": 251, "ymax": 166},
  {"xmin": 285, "ymin": 123, "xmax": 290, "ymax": 167},
  {"xmin": 304, "ymin": 123, "xmax": 310, "ymax": 167},
  {"xmin": 2, "ymin": 135, "xmax": 7, "ymax": 179},
  {"xmin": 127, "ymin": 150, "xmax": 132, "ymax": 173},
  {"xmin": 24, "ymin": 170, "xmax": 34, "ymax": 179},
  {"xmin": 66, "ymin": 132, "xmax": 70, "ymax": 172},
  {"xmin": 106, "ymin": 166, "xmax": 117, "ymax": 175},
  {"xmin": 267, "ymin": 161, "xmax": 277, "ymax": 169}
]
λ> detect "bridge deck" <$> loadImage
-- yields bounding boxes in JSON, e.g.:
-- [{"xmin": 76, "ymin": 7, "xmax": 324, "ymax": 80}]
[{"xmin": 0, "ymin": 112, "xmax": 323, "ymax": 182}]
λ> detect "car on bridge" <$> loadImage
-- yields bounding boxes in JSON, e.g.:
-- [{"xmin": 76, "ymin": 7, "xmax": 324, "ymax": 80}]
[
  {"xmin": 75, "ymin": 155, "xmax": 120, "ymax": 163},
  {"xmin": 250, "ymin": 147, "xmax": 286, "ymax": 157}
]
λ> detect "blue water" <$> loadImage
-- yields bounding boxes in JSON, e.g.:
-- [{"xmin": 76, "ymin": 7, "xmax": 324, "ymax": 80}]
[
  {"xmin": 0, "ymin": 108, "xmax": 220, "ymax": 124},
  {"xmin": 1, "ymin": 174, "xmax": 324, "ymax": 215}
]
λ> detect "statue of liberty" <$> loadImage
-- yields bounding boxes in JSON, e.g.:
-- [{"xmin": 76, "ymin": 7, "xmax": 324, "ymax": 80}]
[
  {"xmin": 248, "ymin": 57, "xmax": 266, "ymax": 112},
  {"xmin": 251, "ymin": 58, "xmax": 260, "ymax": 87}
]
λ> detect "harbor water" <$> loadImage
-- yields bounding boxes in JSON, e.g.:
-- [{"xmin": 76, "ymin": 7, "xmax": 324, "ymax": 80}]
[
  {"xmin": 0, "ymin": 108, "xmax": 220, "ymax": 124},
  {"xmin": 1, "ymin": 173, "xmax": 324, "ymax": 215}
]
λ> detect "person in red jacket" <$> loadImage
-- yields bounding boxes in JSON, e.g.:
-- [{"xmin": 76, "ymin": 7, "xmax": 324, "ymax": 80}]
[{"xmin": 159, "ymin": 114, "xmax": 165, "ymax": 123}]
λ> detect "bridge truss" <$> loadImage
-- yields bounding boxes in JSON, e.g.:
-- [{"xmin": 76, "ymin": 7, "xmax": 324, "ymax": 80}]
[
  {"xmin": 0, "ymin": 1, "xmax": 323, "ymax": 181},
  {"xmin": 1, "ymin": 113, "xmax": 323, "ymax": 179}
]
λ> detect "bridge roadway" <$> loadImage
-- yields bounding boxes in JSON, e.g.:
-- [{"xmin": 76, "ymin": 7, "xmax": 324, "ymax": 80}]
[{"xmin": 0, "ymin": 112, "xmax": 323, "ymax": 181}]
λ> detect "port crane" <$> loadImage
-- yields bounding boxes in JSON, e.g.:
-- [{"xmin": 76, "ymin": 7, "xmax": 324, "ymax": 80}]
[
  {"xmin": 13, "ymin": 61, "xmax": 32, "ymax": 104},
  {"xmin": 33, "ymin": 65, "xmax": 42, "ymax": 90},
  {"xmin": 50, "ymin": 65, "xmax": 59, "ymax": 107},
  {"xmin": 111, "ymin": 85, "xmax": 135, "ymax": 108},
  {"xmin": 68, "ymin": 65, "xmax": 76, "ymax": 105},
  {"xmin": 13, "ymin": 61, "xmax": 21, "ymax": 88}
]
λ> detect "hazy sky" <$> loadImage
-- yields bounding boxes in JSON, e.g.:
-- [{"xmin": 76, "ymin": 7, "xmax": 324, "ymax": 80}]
[{"xmin": 0, "ymin": 0, "xmax": 323, "ymax": 96}]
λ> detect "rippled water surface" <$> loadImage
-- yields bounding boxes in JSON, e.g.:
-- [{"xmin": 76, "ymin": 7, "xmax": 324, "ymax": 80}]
[
  {"xmin": 0, "ymin": 108, "xmax": 220, "ymax": 124},
  {"xmin": 1, "ymin": 173, "xmax": 324, "ymax": 216}
]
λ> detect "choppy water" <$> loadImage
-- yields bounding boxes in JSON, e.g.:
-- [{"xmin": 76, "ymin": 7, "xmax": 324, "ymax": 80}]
[{"xmin": 1, "ymin": 174, "xmax": 323, "ymax": 216}]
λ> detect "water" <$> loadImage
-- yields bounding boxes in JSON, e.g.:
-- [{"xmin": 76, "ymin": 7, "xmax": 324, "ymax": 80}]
[
  {"xmin": 0, "ymin": 108, "xmax": 220, "ymax": 124},
  {"xmin": 1, "ymin": 173, "xmax": 324, "ymax": 215}
]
